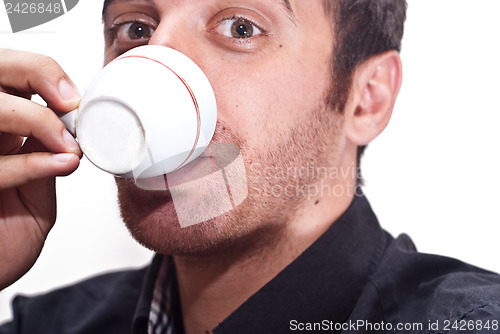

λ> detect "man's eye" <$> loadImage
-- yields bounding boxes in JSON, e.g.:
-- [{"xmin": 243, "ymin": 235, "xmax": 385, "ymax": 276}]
[
  {"xmin": 214, "ymin": 18, "xmax": 263, "ymax": 39},
  {"xmin": 115, "ymin": 22, "xmax": 155, "ymax": 41}
]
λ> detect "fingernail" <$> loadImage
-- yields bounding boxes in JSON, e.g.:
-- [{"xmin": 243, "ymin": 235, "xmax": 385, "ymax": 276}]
[
  {"xmin": 63, "ymin": 129, "xmax": 80, "ymax": 152},
  {"xmin": 52, "ymin": 153, "xmax": 74, "ymax": 164},
  {"xmin": 59, "ymin": 79, "xmax": 80, "ymax": 102}
]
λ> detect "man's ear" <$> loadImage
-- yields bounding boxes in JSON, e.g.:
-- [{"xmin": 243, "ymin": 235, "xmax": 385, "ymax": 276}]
[{"xmin": 344, "ymin": 50, "xmax": 402, "ymax": 146}]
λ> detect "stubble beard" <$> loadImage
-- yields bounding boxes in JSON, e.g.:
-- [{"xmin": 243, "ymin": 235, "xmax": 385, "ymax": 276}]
[{"xmin": 116, "ymin": 102, "xmax": 341, "ymax": 258}]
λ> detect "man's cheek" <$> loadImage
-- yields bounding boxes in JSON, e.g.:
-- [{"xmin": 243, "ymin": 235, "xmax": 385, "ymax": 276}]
[
  {"xmin": 248, "ymin": 162, "xmax": 262, "ymax": 177},
  {"xmin": 251, "ymin": 185, "xmax": 262, "ymax": 196}
]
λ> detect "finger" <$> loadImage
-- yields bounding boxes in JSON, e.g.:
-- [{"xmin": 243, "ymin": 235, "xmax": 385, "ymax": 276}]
[
  {"xmin": 18, "ymin": 136, "xmax": 47, "ymax": 154},
  {"xmin": 20, "ymin": 136, "xmax": 82, "ymax": 160},
  {"xmin": 0, "ymin": 86, "xmax": 31, "ymax": 100},
  {"xmin": 0, "ymin": 133, "xmax": 24, "ymax": 156},
  {"xmin": 0, "ymin": 49, "xmax": 80, "ymax": 112},
  {"xmin": 0, "ymin": 153, "xmax": 79, "ymax": 190},
  {"xmin": 0, "ymin": 92, "xmax": 82, "ymax": 156}
]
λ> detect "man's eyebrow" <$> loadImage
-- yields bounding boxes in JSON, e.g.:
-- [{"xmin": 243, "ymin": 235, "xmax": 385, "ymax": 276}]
[
  {"xmin": 103, "ymin": 0, "xmax": 295, "ymax": 21},
  {"xmin": 280, "ymin": 0, "xmax": 296, "ymax": 21},
  {"xmin": 281, "ymin": 0, "xmax": 292, "ymax": 13},
  {"xmin": 102, "ymin": 0, "xmax": 154, "ymax": 18}
]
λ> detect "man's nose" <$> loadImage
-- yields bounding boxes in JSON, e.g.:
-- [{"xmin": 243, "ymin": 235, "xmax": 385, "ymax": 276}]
[
  {"xmin": 148, "ymin": 20, "xmax": 194, "ymax": 58},
  {"xmin": 146, "ymin": 18, "xmax": 210, "ymax": 83}
]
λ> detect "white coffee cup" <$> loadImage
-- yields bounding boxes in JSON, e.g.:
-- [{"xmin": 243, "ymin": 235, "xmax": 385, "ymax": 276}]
[{"xmin": 61, "ymin": 45, "xmax": 217, "ymax": 179}]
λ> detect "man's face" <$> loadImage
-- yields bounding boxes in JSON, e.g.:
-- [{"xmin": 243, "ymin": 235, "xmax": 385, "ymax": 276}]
[{"xmin": 103, "ymin": 0, "xmax": 345, "ymax": 255}]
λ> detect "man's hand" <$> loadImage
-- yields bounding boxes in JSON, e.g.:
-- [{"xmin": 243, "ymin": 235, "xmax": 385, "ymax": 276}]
[{"xmin": 0, "ymin": 49, "xmax": 83, "ymax": 290}]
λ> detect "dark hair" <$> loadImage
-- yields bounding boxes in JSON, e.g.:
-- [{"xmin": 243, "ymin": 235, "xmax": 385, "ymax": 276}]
[{"xmin": 324, "ymin": 0, "xmax": 407, "ymax": 184}]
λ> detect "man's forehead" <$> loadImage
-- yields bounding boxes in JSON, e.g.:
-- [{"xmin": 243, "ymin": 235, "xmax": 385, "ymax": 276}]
[{"xmin": 103, "ymin": 0, "xmax": 294, "ymax": 17}]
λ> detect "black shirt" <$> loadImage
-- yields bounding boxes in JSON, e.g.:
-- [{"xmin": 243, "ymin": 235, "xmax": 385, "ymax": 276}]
[{"xmin": 2, "ymin": 194, "xmax": 500, "ymax": 333}]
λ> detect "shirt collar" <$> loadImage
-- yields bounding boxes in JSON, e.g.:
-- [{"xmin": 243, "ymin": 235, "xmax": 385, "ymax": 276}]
[
  {"xmin": 133, "ymin": 254, "xmax": 187, "ymax": 334},
  {"xmin": 133, "ymin": 193, "xmax": 389, "ymax": 334},
  {"xmin": 214, "ymin": 194, "xmax": 389, "ymax": 333},
  {"xmin": 132, "ymin": 254, "xmax": 163, "ymax": 333}
]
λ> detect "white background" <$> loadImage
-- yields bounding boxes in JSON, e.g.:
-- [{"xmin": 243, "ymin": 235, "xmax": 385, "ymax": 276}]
[{"xmin": 1, "ymin": 0, "xmax": 500, "ymax": 323}]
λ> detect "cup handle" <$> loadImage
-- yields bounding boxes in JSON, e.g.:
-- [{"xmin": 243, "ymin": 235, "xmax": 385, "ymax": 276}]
[{"xmin": 58, "ymin": 109, "xmax": 78, "ymax": 137}]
